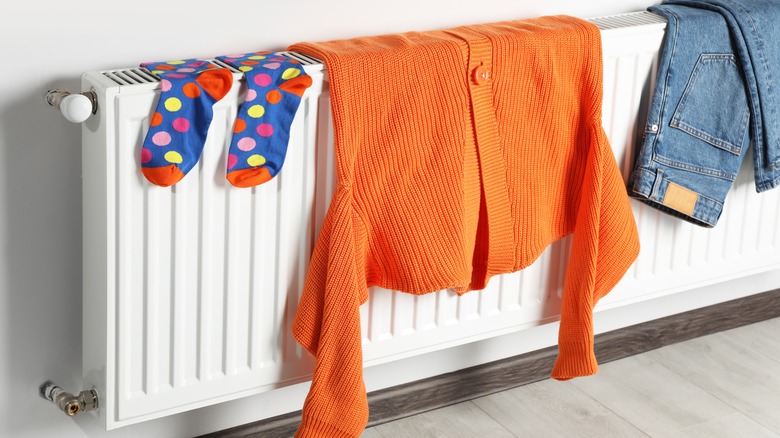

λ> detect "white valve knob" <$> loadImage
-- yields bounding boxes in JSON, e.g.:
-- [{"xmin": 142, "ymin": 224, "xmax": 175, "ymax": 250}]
[
  {"xmin": 60, "ymin": 93, "xmax": 93, "ymax": 123},
  {"xmin": 45, "ymin": 89, "xmax": 97, "ymax": 123}
]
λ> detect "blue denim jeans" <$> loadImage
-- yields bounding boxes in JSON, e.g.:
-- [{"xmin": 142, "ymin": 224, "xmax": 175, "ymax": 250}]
[{"xmin": 630, "ymin": 0, "xmax": 780, "ymax": 227}]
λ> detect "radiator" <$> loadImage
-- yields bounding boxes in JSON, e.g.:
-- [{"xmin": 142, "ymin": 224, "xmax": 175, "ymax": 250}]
[{"xmin": 80, "ymin": 11, "xmax": 780, "ymax": 430}]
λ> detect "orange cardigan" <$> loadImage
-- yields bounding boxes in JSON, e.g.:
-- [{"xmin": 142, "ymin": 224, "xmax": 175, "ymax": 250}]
[{"xmin": 289, "ymin": 15, "xmax": 639, "ymax": 438}]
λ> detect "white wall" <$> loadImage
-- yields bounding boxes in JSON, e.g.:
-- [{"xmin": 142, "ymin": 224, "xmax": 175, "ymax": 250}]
[{"xmin": 0, "ymin": 1, "xmax": 657, "ymax": 437}]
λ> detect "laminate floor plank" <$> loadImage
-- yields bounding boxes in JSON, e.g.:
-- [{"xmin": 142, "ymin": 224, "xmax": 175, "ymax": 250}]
[
  {"xmin": 370, "ymin": 400, "xmax": 517, "ymax": 438},
  {"xmin": 667, "ymin": 412, "xmax": 780, "ymax": 438},
  {"xmin": 719, "ymin": 317, "xmax": 780, "ymax": 364},
  {"xmin": 360, "ymin": 426, "xmax": 387, "ymax": 438},
  {"xmin": 360, "ymin": 318, "xmax": 780, "ymax": 437},
  {"xmin": 570, "ymin": 353, "xmax": 737, "ymax": 436},
  {"xmin": 646, "ymin": 330, "xmax": 780, "ymax": 433},
  {"xmin": 472, "ymin": 377, "xmax": 648, "ymax": 437}
]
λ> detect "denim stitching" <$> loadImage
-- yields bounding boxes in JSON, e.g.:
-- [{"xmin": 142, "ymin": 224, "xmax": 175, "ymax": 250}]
[
  {"xmin": 650, "ymin": 169, "xmax": 664, "ymax": 199},
  {"xmin": 670, "ymin": 54, "xmax": 748, "ymax": 155},
  {"xmin": 633, "ymin": 167, "xmax": 725, "ymax": 208},
  {"xmin": 757, "ymin": 173, "xmax": 780, "ymax": 192},
  {"xmin": 670, "ymin": 120, "xmax": 742, "ymax": 154},
  {"xmin": 653, "ymin": 154, "xmax": 737, "ymax": 180},
  {"xmin": 651, "ymin": 8, "xmax": 681, "ymax": 152}
]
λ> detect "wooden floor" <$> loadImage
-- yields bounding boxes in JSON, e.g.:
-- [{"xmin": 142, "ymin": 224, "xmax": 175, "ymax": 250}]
[{"xmin": 360, "ymin": 317, "xmax": 780, "ymax": 438}]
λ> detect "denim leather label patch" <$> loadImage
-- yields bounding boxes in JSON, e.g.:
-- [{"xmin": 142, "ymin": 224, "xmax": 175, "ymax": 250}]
[{"xmin": 663, "ymin": 182, "xmax": 698, "ymax": 216}]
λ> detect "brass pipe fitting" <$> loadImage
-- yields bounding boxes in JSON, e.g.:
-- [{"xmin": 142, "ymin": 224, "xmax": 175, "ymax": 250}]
[{"xmin": 39, "ymin": 381, "xmax": 99, "ymax": 417}]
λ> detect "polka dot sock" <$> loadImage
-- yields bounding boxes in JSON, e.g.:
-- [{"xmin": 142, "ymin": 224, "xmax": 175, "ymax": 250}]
[
  {"xmin": 216, "ymin": 52, "xmax": 313, "ymax": 188},
  {"xmin": 140, "ymin": 59, "xmax": 233, "ymax": 187}
]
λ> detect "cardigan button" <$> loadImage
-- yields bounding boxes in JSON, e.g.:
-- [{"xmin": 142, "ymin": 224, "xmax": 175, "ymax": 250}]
[{"xmin": 472, "ymin": 65, "xmax": 491, "ymax": 85}]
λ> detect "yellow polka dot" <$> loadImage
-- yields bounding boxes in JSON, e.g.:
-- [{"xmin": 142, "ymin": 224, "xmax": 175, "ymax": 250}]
[
  {"xmin": 281, "ymin": 68, "xmax": 301, "ymax": 80},
  {"xmin": 151, "ymin": 70, "xmax": 163, "ymax": 75},
  {"xmin": 167, "ymin": 60, "xmax": 186, "ymax": 65},
  {"xmin": 247, "ymin": 104, "xmax": 265, "ymax": 118},
  {"xmin": 164, "ymin": 97, "xmax": 182, "ymax": 112},
  {"xmin": 248, "ymin": 55, "xmax": 266, "ymax": 60},
  {"xmin": 239, "ymin": 66, "xmax": 253, "ymax": 72},
  {"xmin": 247, "ymin": 154, "xmax": 266, "ymax": 167},
  {"xmin": 165, "ymin": 151, "xmax": 183, "ymax": 164}
]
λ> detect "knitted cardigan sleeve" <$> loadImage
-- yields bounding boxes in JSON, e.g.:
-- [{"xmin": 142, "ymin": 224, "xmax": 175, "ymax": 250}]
[
  {"xmin": 292, "ymin": 185, "xmax": 370, "ymax": 438},
  {"xmin": 551, "ymin": 119, "xmax": 640, "ymax": 379},
  {"xmin": 545, "ymin": 19, "xmax": 640, "ymax": 378}
]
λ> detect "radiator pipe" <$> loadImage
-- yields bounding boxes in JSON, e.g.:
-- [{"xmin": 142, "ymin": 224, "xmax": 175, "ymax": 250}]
[
  {"xmin": 44, "ymin": 89, "xmax": 98, "ymax": 123},
  {"xmin": 39, "ymin": 381, "xmax": 99, "ymax": 417}
]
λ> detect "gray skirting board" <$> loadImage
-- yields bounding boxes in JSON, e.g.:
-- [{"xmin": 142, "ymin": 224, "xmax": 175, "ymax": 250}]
[{"xmin": 201, "ymin": 287, "xmax": 780, "ymax": 438}]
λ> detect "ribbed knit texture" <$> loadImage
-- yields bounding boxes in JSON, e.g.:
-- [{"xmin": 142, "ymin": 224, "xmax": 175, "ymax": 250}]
[{"xmin": 288, "ymin": 15, "xmax": 640, "ymax": 437}]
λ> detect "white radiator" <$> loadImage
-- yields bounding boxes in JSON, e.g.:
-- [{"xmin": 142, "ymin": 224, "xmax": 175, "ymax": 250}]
[{"xmin": 80, "ymin": 11, "xmax": 780, "ymax": 430}]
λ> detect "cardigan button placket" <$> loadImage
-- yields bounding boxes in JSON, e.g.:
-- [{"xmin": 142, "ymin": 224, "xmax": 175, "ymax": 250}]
[{"xmin": 451, "ymin": 29, "xmax": 516, "ymax": 280}]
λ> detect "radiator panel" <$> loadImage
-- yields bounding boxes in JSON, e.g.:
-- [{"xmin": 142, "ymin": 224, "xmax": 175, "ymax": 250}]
[
  {"xmin": 81, "ymin": 12, "xmax": 780, "ymax": 428},
  {"xmin": 101, "ymin": 79, "xmax": 321, "ymax": 421}
]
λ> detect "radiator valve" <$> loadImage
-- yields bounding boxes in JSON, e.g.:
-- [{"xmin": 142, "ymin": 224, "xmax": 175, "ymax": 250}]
[
  {"xmin": 44, "ymin": 89, "xmax": 98, "ymax": 123},
  {"xmin": 39, "ymin": 381, "xmax": 99, "ymax": 417}
]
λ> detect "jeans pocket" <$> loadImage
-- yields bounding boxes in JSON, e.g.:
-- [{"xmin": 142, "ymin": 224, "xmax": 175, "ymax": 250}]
[{"xmin": 671, "ymin": 54, "xmax": 749, "ymax": 155}]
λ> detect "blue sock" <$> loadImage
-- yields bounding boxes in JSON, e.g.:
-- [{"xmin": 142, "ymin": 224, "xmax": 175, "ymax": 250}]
[
  {"xmin": 216, "ymin": 52, "xmax": 312, "ymax": 187},
  {"xmin": 140, "ymin": 59, "xmax": 233, "ymax": 187}
]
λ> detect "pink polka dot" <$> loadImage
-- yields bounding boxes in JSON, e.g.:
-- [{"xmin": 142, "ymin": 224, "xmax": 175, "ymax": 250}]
[
  {"xmin": 188, "ymin": 61, "xmax": 207, "ymax": 68},
  {"xmin": 160, "ymin": 79, "xmax": 172, "ymax": 92},
  {"xmin": 245, "ymin": 89, "xmax": 257, "ymax": 102},
  {"xmin": 257, "ymin": 123, "xmax": 274, "ymax": 137},
  {"xmin": 270, "ymin": 57, "xmax": 287, "ymax": 62},
  {"xmin": 167, "ymin": 73, "xmax": 186, "ymax": 79},
  {"xmin": 262, "ymin": 62, "xmax": 281, "ymax": 70},
  {"xmin": 254, "ymin": 73, "xmax": 272, "ymax": 87},
  {"xmin": 172, "ymin": 118, "xmax": 190, "ymax": 132},
  {"xmin": 152, "ymin": 131, "xmax": 171, "ymax": 146},
  {"xmin": 177, "ymin": 67, "xmax": 195, "ymax": 73},
  {"xmin": 141, "ymin": 147, "xmax": 152, "ymax": 163},
  {"xmin": 227, "ymin": 153, "xmax": 238, "ymax": 169},
  {"xmin": 237, "ymin": 137, "xmax": 256, "ymax": 151}
]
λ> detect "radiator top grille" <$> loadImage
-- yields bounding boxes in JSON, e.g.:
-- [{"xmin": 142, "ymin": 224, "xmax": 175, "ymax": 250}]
[
  {"xmin": 589, "ymin": 11, "xmax": 667, "ymax": 30},
  {"xmin": 102, "ymin": 68, "xmax": 159, "ymax": 85},
  {"xmin": 102, "ymin": 52, "xmax": 325, "ymax": 86},
  {"xmin": 99, "ymin": 12, "xmax": 666, "ymax": 87}
]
